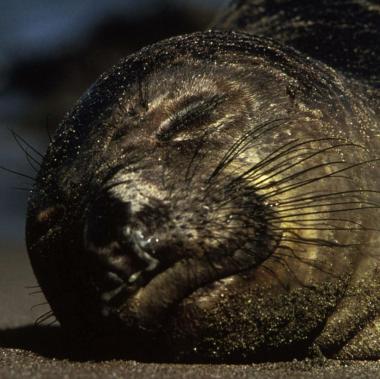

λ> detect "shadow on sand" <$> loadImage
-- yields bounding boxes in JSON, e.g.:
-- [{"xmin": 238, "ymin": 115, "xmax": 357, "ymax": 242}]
[{"xmin": 0, "ymin": 325, "xmax": 71, "ymax": 359}]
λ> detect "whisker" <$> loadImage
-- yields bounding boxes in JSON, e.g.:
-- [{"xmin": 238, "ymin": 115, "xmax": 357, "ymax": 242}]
[
  {"xmin": 31, "ymin": 302, "xmax": 49, "ymax": 311},
  {"xmin": 250, "ymin": 142, "xmax": 363, "ymax": 188},
  {"xmin": 34, "ymin": 310, "xmax": 55, "ymax": 326},
  {"xmin": 11, "ymin": 134, "xmax": 41, "ymax": 172},
  {"xmin": 28, "ymin": 290, "xmax": 43, "ymax": 296},
  {"xmin": 0, "ymin": 165, "xmax": 35, "ymax": 181},
  {"xmin": 228, "ymin": 138, "xmax": 353, "ymax": 188},
  {"xmin": 262, "ymin": 158, "xmax": 380, "ymax": 200},
  {"xmin": 45, "ymin": 115, "xmax": 54, "ymax": 144},
  {"xmin": 10, "ymin": 129, "xmax": 44, "ymax": 159},
  {"xmin": 268, "ymin": 205, "xmax": 380, "ymax": 219},
  {"xmin": 12, "ymin": 187, "xmax": 32, "ymax": 192},
  {"xmin": 276, "ymin": 200, "xmax": 380, "ymax": 212},
  {"xmin": 207, "ymin": 118, "xmax": 288, "ymax": 184},
  {"xmin": 278, "ymin": 189, "xmax": 380, "ymax": 206}
]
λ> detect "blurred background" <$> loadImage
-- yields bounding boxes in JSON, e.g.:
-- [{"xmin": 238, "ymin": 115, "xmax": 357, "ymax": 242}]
[{"xmin": 0, "ymin": 0, "xmax": 227, "ymax": 328}]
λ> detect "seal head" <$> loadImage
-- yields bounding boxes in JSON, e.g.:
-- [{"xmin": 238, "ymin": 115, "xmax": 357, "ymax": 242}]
[{"xmin": 26, "ymin": 30, "xmax": 380, "ymax": 361}]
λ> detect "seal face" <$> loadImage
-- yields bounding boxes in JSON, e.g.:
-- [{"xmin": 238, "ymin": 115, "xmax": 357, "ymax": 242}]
[{"xmin": 26, "ymin": 29, "xmax": 380, "ymax": 362}]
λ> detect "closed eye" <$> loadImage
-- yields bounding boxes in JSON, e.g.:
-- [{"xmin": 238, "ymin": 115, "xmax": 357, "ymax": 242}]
[{"xmin": 156, "ymin": 93, "xmax": 227, "ymax": 141}]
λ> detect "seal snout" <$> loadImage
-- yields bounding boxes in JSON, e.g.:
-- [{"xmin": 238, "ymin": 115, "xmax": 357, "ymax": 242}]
[{"xmin": 83, "ymin": 189, "xmax": 166, "ymax": 303}]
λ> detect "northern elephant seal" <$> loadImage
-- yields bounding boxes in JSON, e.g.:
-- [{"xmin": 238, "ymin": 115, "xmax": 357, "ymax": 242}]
[{"xmin": 26, "ymin": 0, "xmax": 380, "ymax": 362}]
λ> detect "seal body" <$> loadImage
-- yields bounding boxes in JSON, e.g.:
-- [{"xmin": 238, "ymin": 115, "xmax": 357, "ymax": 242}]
[{"xmin": 26, "ymin": 1, "xmax": 380, "ymax": 362}]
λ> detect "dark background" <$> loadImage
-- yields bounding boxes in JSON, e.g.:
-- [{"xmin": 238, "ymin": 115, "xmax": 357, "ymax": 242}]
[{"xmin": 0, "ymin": 0, "xmax": 225, "ymax": 329}]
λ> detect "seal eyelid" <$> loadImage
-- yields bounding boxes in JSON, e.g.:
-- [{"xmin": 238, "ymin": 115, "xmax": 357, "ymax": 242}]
[{"xmin": 156, "ymin": 94, "xmax": 227, "ymax": 141}]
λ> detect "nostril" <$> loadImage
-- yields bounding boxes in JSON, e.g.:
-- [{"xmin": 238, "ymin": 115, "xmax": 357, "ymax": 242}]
[{"xmin": 84, "ymin": 191, "xmax": 132, "ymax": 248}]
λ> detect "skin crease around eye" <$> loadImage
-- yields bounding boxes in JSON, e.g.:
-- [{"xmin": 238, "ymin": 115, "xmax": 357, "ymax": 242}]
[{"xmin": 155, "ymin": 94, "xmax": 227, "ymax": 142}]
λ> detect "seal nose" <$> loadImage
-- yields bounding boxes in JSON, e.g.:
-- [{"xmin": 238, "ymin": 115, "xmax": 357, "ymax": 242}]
[
  {"xmin": 84, "ymin": 191, "xmax": 131, "ymax": 250},
  {"xmin": 83, "ymin": 190, "xmax": 161, "ymax": 304}
]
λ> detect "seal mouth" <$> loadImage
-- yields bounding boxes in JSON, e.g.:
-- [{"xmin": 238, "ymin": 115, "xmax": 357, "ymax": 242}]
[
  {"xmin": 88, "ymin": 233, "xmax": 270, "ymax": 330},
  {"xmin": 89, "ymin": 237, "xmax": 162, "ymax": 312},
  {"xmin": 119, "ymin": 258, "xmax": 251, "ymax": 330}
]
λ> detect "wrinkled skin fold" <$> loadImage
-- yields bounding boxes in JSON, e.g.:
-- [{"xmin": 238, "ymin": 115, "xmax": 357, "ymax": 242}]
[{"xmin": 26, "ymin": 0, "xmax": 380, "ymax": 362}]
